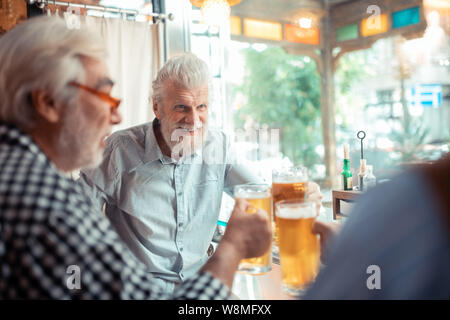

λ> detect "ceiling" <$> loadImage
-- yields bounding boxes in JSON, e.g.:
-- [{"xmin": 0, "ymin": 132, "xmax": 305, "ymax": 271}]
[
  {"xmin": 70, "ymin": 0, "xmax": 356, "ymax": 21},
  {"xmin": 230, "ymin": 0, "xmax": 353, "ymax": 24},
  {"xmin": 54, "ymin": 0, "xmax": 450, "ymax": 34}
]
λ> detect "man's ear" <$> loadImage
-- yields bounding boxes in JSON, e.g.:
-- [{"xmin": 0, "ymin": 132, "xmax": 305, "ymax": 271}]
[
  {"xmin": 30, "ymin": 90, "xmax": 61, "ymax": 123},
  {"xmin": 153, "ymin": 101, "xmax": 160, "ymax": 119}
]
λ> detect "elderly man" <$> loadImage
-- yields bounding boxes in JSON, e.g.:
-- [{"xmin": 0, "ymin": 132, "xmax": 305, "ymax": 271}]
[
  {"xmin": 0, "ymin": 16, "xmax": 271, "ymax": 299},
  {"xmin": 79, "ymin": 53, "xmax": 323, "ymax": 293}
]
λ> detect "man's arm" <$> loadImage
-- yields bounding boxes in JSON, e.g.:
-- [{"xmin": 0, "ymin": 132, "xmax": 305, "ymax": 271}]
[
  {"xmin": 223, "ymin": 135, "xmax": 265, "ymax": 196},
  {"xmin": 198, "ymin": 199, "xmax": 272, "ymax": 289},
  {"xmin": 26, "ymin": 200, "xmax": 230, "ymax": 300},
  {"xmin": 312, "ymin": 220, "xmax": 341, "ymax": 265},
  {"xmin": 161, "ymin": 198, "xmax": 272, "ymax": 299},
  {"xmin": 21, "ymin": 180, "xmax": 270, "ymax": 300}
]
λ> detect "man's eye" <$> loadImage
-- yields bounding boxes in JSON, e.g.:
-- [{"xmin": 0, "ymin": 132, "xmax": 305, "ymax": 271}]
[
  {"xmin": 198, "ymin": 104, "xmax": 207, "ymax": 110},
  {"xmin": 174, "ymin": 105, "xmax": 186, "ymax": 110}
]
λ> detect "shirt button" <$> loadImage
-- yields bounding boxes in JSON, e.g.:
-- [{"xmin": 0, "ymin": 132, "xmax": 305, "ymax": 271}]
[
  {"xmin": 180, "ymin": 247, "xmax": 183, "ymax": 252},
  {"xmin": 178, "ymin": 222, "xmax": 183, "ymax": 227}
]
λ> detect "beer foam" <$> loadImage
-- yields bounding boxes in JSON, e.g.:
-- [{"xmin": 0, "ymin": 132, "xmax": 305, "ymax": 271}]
[
  {"xmin": 272, "ymin": 177, "xmax": 307, "ymax": 183},
  {"xmin": 236, "ymin": 191, "xmax": 270, "ymax": 199},
  {"xmin": 276, "ymin": 204, "xmax": 316, "ymax": 219}
]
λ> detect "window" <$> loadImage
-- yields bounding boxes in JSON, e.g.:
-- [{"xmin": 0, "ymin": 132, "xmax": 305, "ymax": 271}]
[{"xmin": 334, "ymin": 9, "xmax": 450, "ymax": 181}]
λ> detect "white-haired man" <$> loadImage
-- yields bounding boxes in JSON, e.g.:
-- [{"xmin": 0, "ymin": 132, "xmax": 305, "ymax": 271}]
[
  {"xmin": 0, "ymin": 16, "xmax": 271, "ymax": 299},
  {"xmin": 79, "ymin": 53, "xmax": 323, "ymax": 293}
]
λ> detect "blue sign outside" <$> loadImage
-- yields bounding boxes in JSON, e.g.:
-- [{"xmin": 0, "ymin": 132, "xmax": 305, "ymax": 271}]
[
  {"xmin": 410, "ymin": 84, "xmax": 442, "ymax": 108},
  {"xmin": 392, "ymin": 6, "xmax": 420, "ymax": 29}
]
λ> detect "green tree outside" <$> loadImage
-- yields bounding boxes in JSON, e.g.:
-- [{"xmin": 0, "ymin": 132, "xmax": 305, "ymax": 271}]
[{"xmin": 233, "ymin": 46, "xmax": 322, "ymax": 169}]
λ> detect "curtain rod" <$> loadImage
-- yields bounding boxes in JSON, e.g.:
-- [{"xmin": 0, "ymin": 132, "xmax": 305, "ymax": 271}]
[{"xmin": 27, "ymin": 0, "xmax": 174, "ymax": 21}]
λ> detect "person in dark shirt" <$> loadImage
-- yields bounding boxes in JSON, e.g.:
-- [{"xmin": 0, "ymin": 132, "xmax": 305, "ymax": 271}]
[{"xmin": 308, "ymin": 155, "xmax": 450, "ymax": 299}]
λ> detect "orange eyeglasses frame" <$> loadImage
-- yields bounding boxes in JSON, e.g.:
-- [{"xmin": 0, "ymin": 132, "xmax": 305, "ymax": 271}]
[{"xmin": 69, "ymin": 81, "xmax": 121, "ymax": 110}]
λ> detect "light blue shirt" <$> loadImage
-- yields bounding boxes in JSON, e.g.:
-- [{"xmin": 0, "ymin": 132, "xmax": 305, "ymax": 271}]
[{"xmin": 78, "ymin": 120, "xmax": 262, "ymax": 293}]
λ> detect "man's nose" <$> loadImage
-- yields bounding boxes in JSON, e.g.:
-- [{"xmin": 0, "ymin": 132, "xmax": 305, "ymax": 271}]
[{"xmin": 185, "ymin": 108, "xmax": 200, "ymax": 125}]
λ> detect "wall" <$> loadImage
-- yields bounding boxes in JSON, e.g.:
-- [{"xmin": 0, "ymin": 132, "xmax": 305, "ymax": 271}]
[{"xmin": 0, "ymin": 0, "xmax": 27, "ymax": 35}]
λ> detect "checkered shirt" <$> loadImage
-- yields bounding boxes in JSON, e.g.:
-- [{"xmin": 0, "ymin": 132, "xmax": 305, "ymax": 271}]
[{"xmin": 0, "ymin": 124, "xmax": 229, "ymax": 299}]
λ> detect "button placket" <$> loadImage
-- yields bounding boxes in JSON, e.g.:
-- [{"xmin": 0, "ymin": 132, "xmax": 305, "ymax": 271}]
[{"xmin": 174, "ymin": 164, "xmax": 184, "ymax": 255}]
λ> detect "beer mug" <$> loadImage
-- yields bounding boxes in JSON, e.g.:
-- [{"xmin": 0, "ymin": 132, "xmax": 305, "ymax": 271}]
[
  {"xmin": 272, "ymin": 166, "xmax": 308, "ymax": 246},
  {"xmin": 275, "ymin": 200, "xmax": 320, "ymax": 296},
  {"xmin": 234, "ymin": 184, "xmax": 272, "ymax": 274}
]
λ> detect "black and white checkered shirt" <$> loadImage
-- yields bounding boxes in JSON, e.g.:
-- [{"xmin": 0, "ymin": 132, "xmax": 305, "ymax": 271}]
[{"xmin": 0, "ymin": 124, "xmax": 229, "ymax": 299}]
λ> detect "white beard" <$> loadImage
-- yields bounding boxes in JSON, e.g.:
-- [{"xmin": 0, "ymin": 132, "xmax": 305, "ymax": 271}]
[
  {"xmin": 160, "ymin": 119, "xmax": 208, "ymax": 160},
  {"xmin": 58, "ymin": 110, "xmax": 103, "ymax": 170}
]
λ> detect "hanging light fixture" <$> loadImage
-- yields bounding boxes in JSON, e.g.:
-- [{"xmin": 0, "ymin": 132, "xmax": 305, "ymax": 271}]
[
  {"xmin": 190, "ymin": 0, "xmax": 241, "ymax": 26},
  {"xmin": 298, "ymin": 17, "xmax": 312, "ymax": 29},
  {"xmin": 286, "ymin": 0, "xmax": 325, "ymax": 29}
]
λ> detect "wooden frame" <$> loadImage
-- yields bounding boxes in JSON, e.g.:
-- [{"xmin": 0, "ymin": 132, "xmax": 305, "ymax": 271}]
[
  {"xmin": 0, "ymin": 0, "xmax": 27, "ymax": 35},
  {"xmin": 332, "ymin": 189, "xmax": 362, "ymax": 220}
]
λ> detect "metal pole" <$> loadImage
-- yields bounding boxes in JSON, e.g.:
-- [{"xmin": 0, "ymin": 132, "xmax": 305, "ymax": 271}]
[
  {"xmin": 27, "ymin": 0, "xmax": 174, "ymax": 21},
  {"xmin": 320, "ymin": 14, "xmax": 338, "ymax": 189}
]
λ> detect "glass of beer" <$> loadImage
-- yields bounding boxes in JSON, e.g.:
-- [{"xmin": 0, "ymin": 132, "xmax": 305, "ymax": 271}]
[
  {"xmin": 275, "ymin": 200, "xmax": 320, "ymax": 296},
  {"xmin": 272, "ymin": 166, "xmax": 308, "ymax": 247},
  {"xmin": 234, "ymin": 184, "xmax": 272, "ymax": 274}
]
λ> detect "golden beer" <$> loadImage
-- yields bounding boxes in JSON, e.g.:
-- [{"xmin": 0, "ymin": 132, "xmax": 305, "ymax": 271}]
[
  {"xmin": 272, "ymin": 166, "xmax": 308, "ymax": 246},
  {"xmin": 234, "ymin": 184, "xmax": 272, "ymax": 274},
  {"xmin": 276, "ymin": 200, "xmax": 319, "ymax": 296}
]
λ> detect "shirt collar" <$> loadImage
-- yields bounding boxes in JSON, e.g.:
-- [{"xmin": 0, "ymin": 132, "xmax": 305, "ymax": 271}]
[{"xmin": 142, "ymin": 119, "xmax": 167, "ymax": 164}]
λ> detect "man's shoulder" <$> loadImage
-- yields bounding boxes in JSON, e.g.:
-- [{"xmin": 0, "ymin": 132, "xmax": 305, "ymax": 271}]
[
  {"xmin": 204, "ymin": 128, "xmax": 230, "ymax": 148},
  {"xmin": 338, "ymin": 169, "xmax": 440, "ymax": 247},
  {"xmin": 107, "ymin": 122, "xmax": 151, "ymax": 150},
  {"xmin": 102, "ymin": 122, "xmax": 153, "ymax": 165},
  {"xmin": 346, "ymin": 170, "xmax": 423, "ymax": 221},
  {"xmin": 0, "ymin": 146, "xmax": 90, "ymax": 215}
]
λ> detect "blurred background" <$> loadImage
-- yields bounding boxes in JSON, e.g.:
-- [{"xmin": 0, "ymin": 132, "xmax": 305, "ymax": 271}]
[{"xmin": 4, "ymin": 0, "xmax": 450, "ymax": 215}]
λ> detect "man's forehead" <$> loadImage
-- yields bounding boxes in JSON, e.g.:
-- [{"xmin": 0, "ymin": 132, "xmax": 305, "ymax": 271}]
[
  {"xmin": 82, "ymin": 57, "xmax": 112, "ymax": 85},
  {"xmin": 82, "ymin": 56, "xmax": 107, "ymax": 70},
  {"xmin": 165, "ymin": 81, "xmax": 209, "ymax": 98}
]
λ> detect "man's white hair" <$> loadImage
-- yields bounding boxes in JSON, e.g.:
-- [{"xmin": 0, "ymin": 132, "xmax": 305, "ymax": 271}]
[
  {"xmin": 152, "ymin": 53, "xmax": 211, "ymax": 104},
  {"xmin": 0, "ymin": 16, "xmax": 106, "ymax": 131}
]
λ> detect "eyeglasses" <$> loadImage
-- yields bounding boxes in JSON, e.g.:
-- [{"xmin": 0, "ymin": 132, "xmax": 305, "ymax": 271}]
[{"xmin": 69, "ymin": 81, "xmax": 121, "ymax": 110}]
